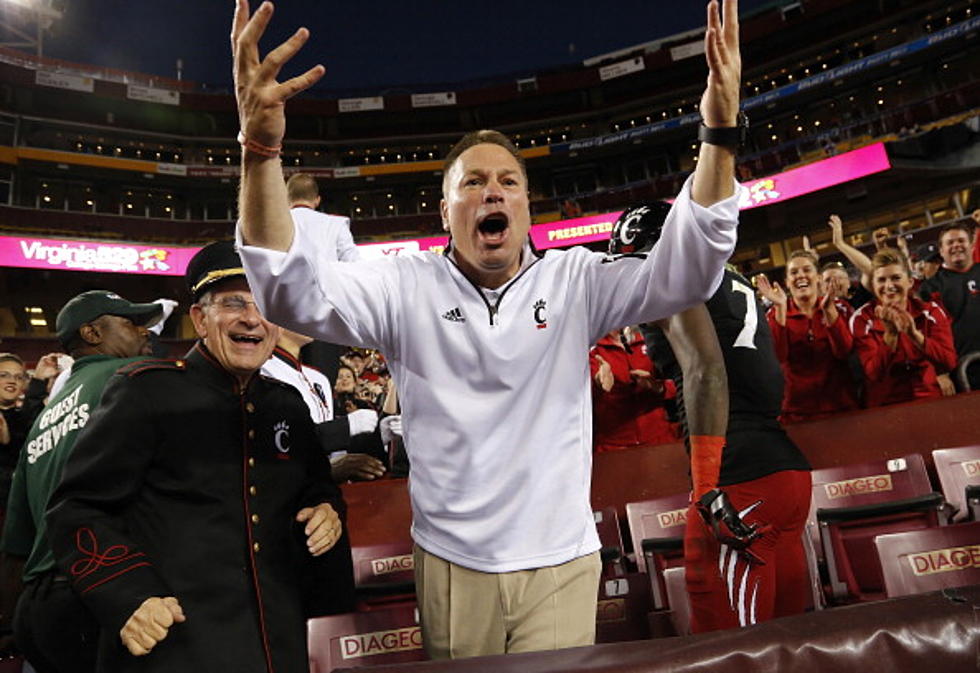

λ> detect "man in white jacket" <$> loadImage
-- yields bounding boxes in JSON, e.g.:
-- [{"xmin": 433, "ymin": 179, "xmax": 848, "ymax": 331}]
[
  {"xmin": 285, "ymin": 172, "xmax": 359, "ymax": 383},
  {"xmin": 286, "ymin": 173, "xmax": 359, "ymax": 263},
  {"xmin": 231, "ymin": 0, "xmax": 744, "ymax": 659}
]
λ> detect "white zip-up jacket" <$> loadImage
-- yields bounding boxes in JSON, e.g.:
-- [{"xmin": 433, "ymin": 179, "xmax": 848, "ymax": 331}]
[
  {"xmin": 289, "ymin": 206, "xmax": 360, "ymax": 262},
  {"xmin": 237, "ymin": 175, "xmax": 741, "ymax": 572}
]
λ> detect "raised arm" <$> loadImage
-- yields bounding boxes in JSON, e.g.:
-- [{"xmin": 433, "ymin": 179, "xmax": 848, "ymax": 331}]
[
  {"xmin": 232, "ymin": 0, "xmax": 325, "ymax": 251},
  {"xmin": 828, "ymin": 214, "xmax": 872, "ymax": 288},
  {"xmin": 691, "ymin": 0, "xmax": 741, "ymax": 207},
  {"xmin": 755, "ymin": 274, "xmax": 787, "ymax": 327}
]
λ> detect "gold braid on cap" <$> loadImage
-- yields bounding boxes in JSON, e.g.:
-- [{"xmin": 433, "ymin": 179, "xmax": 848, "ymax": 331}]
[{"xmin": 191, "ymin": 267, "xmax": 246, "ymax": 295}]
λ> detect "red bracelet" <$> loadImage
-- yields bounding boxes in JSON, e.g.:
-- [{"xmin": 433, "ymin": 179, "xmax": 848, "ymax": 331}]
[{"xmin": 237, "ymin": 131, "xmax": 282, "ymax": 158}]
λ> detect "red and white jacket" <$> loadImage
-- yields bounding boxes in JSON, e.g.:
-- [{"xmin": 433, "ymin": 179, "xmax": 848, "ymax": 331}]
[
  {"xmin": 589, "ymin": 331, "xmax": 677, "ymax": 451},
  {"xmin": 849, "ymin": 297, "xmax": 957, "ymax": 407},
  {"xmin": 767, "ymin": 297, "xmax": 859, "ymax": 423}
]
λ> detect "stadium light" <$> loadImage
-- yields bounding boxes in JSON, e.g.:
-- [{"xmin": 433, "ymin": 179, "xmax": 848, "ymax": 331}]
[
  {"xmin": 0, "ymin": 0, "xmax": 63, "ymax": 56},
  {"xmin": 2, "ymin": 0, "xmax": 60, "ymax": 15}
]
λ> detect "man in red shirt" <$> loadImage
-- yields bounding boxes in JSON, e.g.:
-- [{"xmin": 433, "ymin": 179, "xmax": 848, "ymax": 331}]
[
  {"xmin": 853, "ymin": 249, "xmax": 957, "ymax": 406},
  {"xmin": 590, "ymin": 328, "xmax": 677, "ymax": 451}
]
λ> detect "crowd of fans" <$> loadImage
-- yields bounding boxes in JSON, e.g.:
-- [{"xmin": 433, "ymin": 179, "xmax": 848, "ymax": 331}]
[
  {"xmin": 0, "ymin": 0, "xmax": 974, "ymax": 666},
  {"xmin": 0, "ymin": 215, "xmax": 974, "ymax": 483},
  {"xmin": 327, "ymin": 348, "xmax": 409, "ymax": 481},
  {"xmin": 0, "ymin": 201, "xmax": 972, "ymax": 670},
  {"xmin": 590, "ymin": 210, "xmax": 980, "ymax": 449}
]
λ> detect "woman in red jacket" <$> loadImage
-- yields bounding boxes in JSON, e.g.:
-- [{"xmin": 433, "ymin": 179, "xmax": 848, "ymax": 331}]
[
  {"xmin": 589, "ymin": 327, "xmax": 678, "ymax": 451},
  {"xmin": 850, "ymin": 248, "xmax": 957, "ymax": 407},
  {"xmin": 758, "ymin": 250, "xmax": 859, "ymax": 423}
]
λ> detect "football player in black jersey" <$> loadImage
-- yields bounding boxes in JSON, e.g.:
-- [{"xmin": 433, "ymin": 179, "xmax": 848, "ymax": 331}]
[{"xmin": 609, "ymin": 203, "xmax": 812, "ymax": 632}]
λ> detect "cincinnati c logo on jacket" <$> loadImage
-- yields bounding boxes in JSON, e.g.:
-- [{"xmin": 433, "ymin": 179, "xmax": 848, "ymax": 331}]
[
  {"xmin": 274, "ymin": 420, "xmax": 290, "ymax": 458},
  {"xmin": 533, "ymin": 299, "xmax": 548, "ymax": 329}
]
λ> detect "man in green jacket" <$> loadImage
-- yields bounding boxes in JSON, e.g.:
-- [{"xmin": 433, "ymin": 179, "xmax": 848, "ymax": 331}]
[{"xmin": 0, "ymin": 290, "xmax": 161, "ymax": 673}]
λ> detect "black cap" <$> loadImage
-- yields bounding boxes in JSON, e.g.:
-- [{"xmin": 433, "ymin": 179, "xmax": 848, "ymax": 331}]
[
  {"xmin": 56, "ymin": 291, "xmax": 163, "ymax": 348},
  {"xmin": 185, "ymin": 240, "xmax": 246, "ymax": 300},
  {"xmin": 913, "ymin": 242, "xmax": 941, "ymax": 263},
  {"xmin": 608, "ymin": 202, "xmax": 672, "ymax": 256}
]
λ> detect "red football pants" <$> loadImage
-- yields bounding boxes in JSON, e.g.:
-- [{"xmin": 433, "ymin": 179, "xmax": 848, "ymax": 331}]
[{"xmin": 684, "ymin": 469, "xmax": 812, "ymax": 633}]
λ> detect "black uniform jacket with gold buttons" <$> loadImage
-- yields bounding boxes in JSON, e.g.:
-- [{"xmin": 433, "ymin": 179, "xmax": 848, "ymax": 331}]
[{"xmin": 46, "ymin": 342, "xmax": 355, "ymax": 673}]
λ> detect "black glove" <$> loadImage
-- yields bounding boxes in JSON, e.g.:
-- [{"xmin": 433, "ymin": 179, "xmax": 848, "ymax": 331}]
[{"xmin": 696, "ymin": 489, "xmax": 767, "ymax": 564}]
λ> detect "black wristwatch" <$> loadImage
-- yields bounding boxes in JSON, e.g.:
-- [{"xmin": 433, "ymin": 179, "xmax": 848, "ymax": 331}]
[{"xmin": 698, "ymin": 111, "xmax": 748, "ymax": 152}]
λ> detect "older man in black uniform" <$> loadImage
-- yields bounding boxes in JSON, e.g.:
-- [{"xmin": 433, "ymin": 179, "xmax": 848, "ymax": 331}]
[{"xmin": 45, "ymin": 241, "xmax": 355, "ymax": 673}]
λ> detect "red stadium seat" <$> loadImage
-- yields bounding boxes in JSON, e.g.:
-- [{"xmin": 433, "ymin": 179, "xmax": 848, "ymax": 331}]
[
  {"xmin": 810, "ymin": 454, "xmax": 946, "ymax": 603},
  {"xmin": 625, "ymin": 493, "xmax": 689, "ymax": 573},
  {"xmin": 932, "ymin": 446, "xmax": 980, "ymax": 522},
  {"xmin": 625, "ymin": 493, "xmax": 689, "ymax": 610},
  {"xmin": 350, "ymin": 541, "xmax": 416, "ymax": 604},
  {"xmin": 307, "ymin": 602, "xmax": 426, "ymax": 672},
  {"xmin": 874, "ymin": 521, "xmax": 980, "ymax": 598},
  {"xmin": 595, "ymin": 573, "xmax": 654, "ymax": 643}
]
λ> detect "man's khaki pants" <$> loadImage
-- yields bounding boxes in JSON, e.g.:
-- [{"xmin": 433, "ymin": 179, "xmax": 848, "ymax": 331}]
[{"xmin": 413, "ymin": 546, "xmax": 601, "ymax": 660}]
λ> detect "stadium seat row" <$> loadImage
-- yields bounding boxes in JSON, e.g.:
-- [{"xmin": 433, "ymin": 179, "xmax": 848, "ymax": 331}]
[{"xmin": 307, "ymin": 445, "xmax": 980, "ymax": 669}]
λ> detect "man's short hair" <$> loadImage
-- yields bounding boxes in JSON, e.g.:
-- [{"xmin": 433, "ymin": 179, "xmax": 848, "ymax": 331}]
[
  {"xmin": 442, "ymin": 130, "xmax": 526, "ymax": 195},
  {"xmin": 938, "ymin": 221, "xmax": 975, "ymax": 243},
  {"xmin": 871, "ymin": 247, "xmax": 909, "ymax": 273},
  {"xmin": 820, "ymin": 260, "xmax": 847, "ymax": 274},
  {"xmin": 286, "ymin": 173, "xmax": 320, "ymax": 205},
  {"xmin": 0, "ymin": 352, "xmax": 24, "ymax": 368},
  {"xmin": 786, "ymin": 249, "xmax": 819, "ymax": 268}
]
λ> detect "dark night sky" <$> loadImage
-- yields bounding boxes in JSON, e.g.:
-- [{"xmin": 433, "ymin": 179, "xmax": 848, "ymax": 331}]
[{"xmin": 38, "ymin": 1, "xmax": 778, "ymax": 95}]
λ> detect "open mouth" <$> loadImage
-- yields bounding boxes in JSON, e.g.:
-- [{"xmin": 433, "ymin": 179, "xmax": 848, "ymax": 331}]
[
  {"xmin": 477, "ymin": 213, "xmax": 509, "ymax": 245},
  {"xmin": 230, "ymin": 334, "xmax": 263, "ymax": 345},
  {"xmin": 792, "ymin": 279, "xmax": 812, "ymax": 291}
]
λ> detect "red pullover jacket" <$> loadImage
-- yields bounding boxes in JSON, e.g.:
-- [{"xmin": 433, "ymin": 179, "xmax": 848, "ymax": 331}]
[
  {"xmin": 849, "ymin": 296, "xmax": 957, "ymax": 407},
  {"xmin": 767, "ymin": 297, "xmax": 859, "ymax": 423},
  {"xmin": 589, "ymin": 331, "xmax": 677, "ymax": 451}
]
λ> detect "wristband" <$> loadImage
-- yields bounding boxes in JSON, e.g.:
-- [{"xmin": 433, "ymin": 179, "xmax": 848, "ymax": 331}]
[
  {"xmin": 690, "ymin": 434, "xmax": 725, "ymax": 499},
  {"xmin": 697, "ymin": 111, "xmax": 748, "ymax": 151},
  {"xmin": 237, "ymin": 131, "xmax": 282, "ymax": 158}
]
